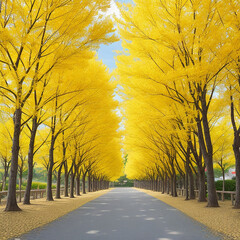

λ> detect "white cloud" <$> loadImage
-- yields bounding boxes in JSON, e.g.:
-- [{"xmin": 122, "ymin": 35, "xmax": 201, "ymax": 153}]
[{"xmin": 106, "ymin": 0, "xmax": 121, "ymax": 18}]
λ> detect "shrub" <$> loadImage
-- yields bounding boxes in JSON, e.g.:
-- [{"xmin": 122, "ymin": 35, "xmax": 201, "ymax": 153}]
[
  {"xmin": 31, "ymin": 182, "xmax": 47, "ymax": 189},
  {"xmin": 20, "ymin": 185, "xmax": 26, "ymax": 190},
  {"xmin": 4, "ymin": 184, "xmax": 21, "ymax": 190},
  {"xmin": 31, "ymin": 182, "xmax": 56, "ymax": 189},
  {"xmin": 215, "ymin": 180, "xmax": 236, "ymax": 200},
  {"xmin": 3, "ymin": 182, "xmax": 56, "ymax": 190},
  {"xmin": 215, "ymin": 180, "xmax": 236, "ymax": 191}
]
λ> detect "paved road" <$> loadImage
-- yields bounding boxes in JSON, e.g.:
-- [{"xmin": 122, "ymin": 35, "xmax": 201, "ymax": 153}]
[{"xmin": 17, "ymin": 188, "xmax": 223, "ymax": 240}]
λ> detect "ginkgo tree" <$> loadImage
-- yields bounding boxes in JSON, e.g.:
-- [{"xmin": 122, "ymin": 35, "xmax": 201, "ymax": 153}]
[
  {"xmin": 0, "ymin": 0, "xmax": 120, "ymax": 211},
  {"xmin": 117, "ymin": 0, "xmax": 234, "ymax": 207},
  {"xmin": 26, "ymin": 55, "xmax": 123, "ymax": 202}
]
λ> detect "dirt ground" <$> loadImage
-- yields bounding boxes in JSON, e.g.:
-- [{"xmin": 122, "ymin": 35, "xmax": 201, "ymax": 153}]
[
  {"xmin": 138, "ymin": 188, "xmax": 240, "ymax": 240},
  {"xmin": 0, "ymin": 189, "xmax": 110, "ymax": 240}
]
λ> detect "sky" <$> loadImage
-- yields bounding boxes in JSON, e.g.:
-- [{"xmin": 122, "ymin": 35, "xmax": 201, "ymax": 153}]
[
  {"xmin": 98, "ymin": 41, "xmax": 121, "ymax": 71},
  {"xmin": 97, "ymin": 0, "xmax": 132, "ymax": 128},
  {"xmin": 97, "ymin": 0, "xmax": 131, "ymax": 71},
  {"xmin": 97, "ymin": 0, "xmax": 131, "ymax": 107}
]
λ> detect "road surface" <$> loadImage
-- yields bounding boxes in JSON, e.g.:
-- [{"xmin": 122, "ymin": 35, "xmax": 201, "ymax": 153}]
[{"xmin": 17, "ymin": 188, "xmax": 223, "ymax": 240}]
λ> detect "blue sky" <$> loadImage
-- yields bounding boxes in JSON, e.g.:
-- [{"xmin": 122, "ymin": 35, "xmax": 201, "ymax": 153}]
[
  {"xmin": 98, "ymin": 0, "xmax": 132, "ymax": 71},
  {"xmin": 97, "ymin": 0, "xmax": 132, "ymax": 121},
  {"xmin": 98, "ymin": 41, "xmax": 121, "ymax": 71}
]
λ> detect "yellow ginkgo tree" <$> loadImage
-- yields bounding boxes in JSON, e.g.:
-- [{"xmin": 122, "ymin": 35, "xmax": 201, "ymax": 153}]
[
  {"xmin": 1, "ymin": 0, "xmax": 118, "ymax": 211},
  {"xmin": 117, "ymin": 0, "xmax": 230, "ymax": 207}
]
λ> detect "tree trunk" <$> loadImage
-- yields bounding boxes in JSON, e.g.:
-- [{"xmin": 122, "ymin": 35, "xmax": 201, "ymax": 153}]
[
  {"xmin": 70, "ymin": 167, "xmax": 75, "ymax": 198},
  {"xmin": 156, "ymin": 177, "xmax": 160, "ymax": 192},
  {"xmin": 19, "ymin": 170, "xmax": 22, "ymax": 202},
  {"xmin": 24, "ymin": 117, "xmax": 37, "ymax": 204},
  {"xmin": 92, "ymin": 177, "xmax": 95, "ymax": 192},
  {"xmin": 197, "ymin": 111, "xmax": 219, "ymax": 207},
  {"xmin": 194, "ymin": 173, "xmax": 198, "ymax": 191},
  {"xmin": 222, "ymin": 167, "xmax": 225, "ymax": 201},
  {"xmin": 88, "ymin": 175, "xmax": 91, "ymax": 192},
  {"xmin": 82, "ymin": 173, "xmax": 86, "ymax": 194},
  {"xmin": 55, "ymin": 163, "xmax": 63, "ymax": 199},
  {"xmin": 171, "ymin": 173, "xmax": 177, "ymax": 197},
  {"xmin": 174, "ymin": 174, "xmax": 177, "ymax": 197},
  {"xmin": 205, "ymin": 159, "xmax": 218, "ymax": 207},
  {"xmin": 154, "ymin": 178, "xmax": 157, "ymax": 191},
  {"xmin": 161, "ymin": 177, "xmax": 165, "ymax": 194},
  {"xmin": 64, "ymin": 161, "xmax": 69, "ymax": 197},
  {"xmin": 198, "ymin": 166, "xmax": 207, "ymax": 202},
  {"xmin": 166, "ymin": 176, "xmax": 170, "ymax": 194},
  {"xmin": 95, "ymin": 178, "xmax": 98, "ymax": 191},
  {"xmin": 170, "ymin": 176, "xmax": 173, "ymax": 196},
  {"xmin": 95, "ymin": 179, "xmax": 98, "ymax": 191},
  {"xmin": 185, "ymin": 160, "xmax": 189, "ymax": 200},
  {"xmin": 98, "ymin": 179, "xmax": 101, "ymax": 190},
  {"xmin": 233, "ymin": 141, "xmax": 240, "ymax": 208},
  {"xmin": 5, "ymin": 108, "xmax": 22, "ymax": 211},
  {"xmin": 46, "ymin": 141, "xmax": 54, "ymax": 201},
  {"xmin": 183, "ymin": 174, "xmax": 186, "ymax": 189},
  {"xmin": 189, "ymin": 168, "xmax": 195, "ymax": 199},
  {"xmin": 179, "ymin": 175, "xmax": 182, "ymax": 189},
  {"xmin": 231, "ymin": 95, "xmax": 240, "ymax": 208},
  {"xmin": 76, "ymin": 173, "xmax": 80, "ymax": 196}
]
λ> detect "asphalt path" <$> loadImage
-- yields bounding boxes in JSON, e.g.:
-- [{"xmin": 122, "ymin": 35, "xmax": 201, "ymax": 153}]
[{"xmin": 17, "ymin": 188, "xmax": 223, "ymax": 240}]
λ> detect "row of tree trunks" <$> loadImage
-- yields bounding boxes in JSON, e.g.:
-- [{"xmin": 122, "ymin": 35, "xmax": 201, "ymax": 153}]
[
  {"xmin": 19, "ymin": 172, "xmax": 110, "ymax": 203},
  {"xmin": 0, "ymin": 158, "xmax": 11, "ymax": 191},
  {"xmin": 54, "ymin": 163, "xmax": 110, "ymax": 199},
  {"xmin": 134, "ymin": 169, "xmax": 205, "ymax": 201},
  {"xmin": 134, "ymin": 177, "xmax": 174, "ymax": 194},
  {"xmin": 23, "ymin": 154, "xmax": 110, "ymax": 205}
]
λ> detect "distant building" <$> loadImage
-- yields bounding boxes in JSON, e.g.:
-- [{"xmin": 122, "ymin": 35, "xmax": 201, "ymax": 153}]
[{"xmin": 215, "ymin": 167, "xmax": 236, "ymax": 181}]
